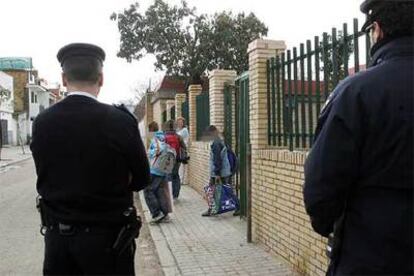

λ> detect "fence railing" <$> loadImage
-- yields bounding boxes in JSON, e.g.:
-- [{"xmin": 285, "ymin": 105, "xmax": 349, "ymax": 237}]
[
  {"xmin": 224, "ymin": 85, "xmax": 233, "ymax": 146},
  {"xmin": 181, "ymin": 101, "xmax": 189, "ymax": 128},
  {"xmin": 170, "ymin": 106, "xmax": 175, "ymax": 120},
  {"xmin": 267, "ymin": 18, "xmax": 371, "ymax": 150},
  {"xmin": 196, "ymin": 92, "xmax": 210, "ymax": 140}
]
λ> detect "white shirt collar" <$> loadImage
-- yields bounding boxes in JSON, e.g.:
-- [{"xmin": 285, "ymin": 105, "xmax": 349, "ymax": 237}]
[{"xmin": 67, "ymin": 91, "xmax": 97, "ymax": 100}]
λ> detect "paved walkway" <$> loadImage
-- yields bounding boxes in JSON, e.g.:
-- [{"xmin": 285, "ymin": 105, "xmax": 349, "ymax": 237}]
[
  {"xmin": 0, "ymin": 146, "xmax": 31, "ymax": 168},
  {"xmin": 140, "ymin": 186, "xmax": 295, "ymax": 276}
]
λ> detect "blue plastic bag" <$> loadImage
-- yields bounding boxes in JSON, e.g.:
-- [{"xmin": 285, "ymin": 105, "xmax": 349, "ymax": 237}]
[{"xmin": 214, "ymin": 184, "xmax": 237, "ymax": 214}]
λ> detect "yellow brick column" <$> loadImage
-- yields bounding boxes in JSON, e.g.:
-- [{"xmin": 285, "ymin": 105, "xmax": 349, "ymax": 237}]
[
  {"xmin": 209, "ymin": 70, "xmax": 237, "ymax": 134},
  {"xmin": 248, "ymin": 39, "xmax": 286, "ymax": 150},
  {"xmin": 166, "ymin": 100, "xmax": 175, "ymax": 121},
  {"xmin": 175, "ymin": 93, "xmax": 186, "ymax": 119},
  {"xmin": 188, "ymin": 84, "xmax": 202, "ymax": 142},
  {"xmin": 248, "ymin": 39, "xmax": 286, "ymax": 242}
]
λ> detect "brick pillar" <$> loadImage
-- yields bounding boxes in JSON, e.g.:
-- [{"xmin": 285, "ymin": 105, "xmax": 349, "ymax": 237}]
[
  {"xmin": 209, "ymin": 70, "xmax": 237, "ymax": 134},
  {"xmin": 248, "ymin": 39, "xmax": 286, "ymax": 243},
  {"xmin": 166, "ymin": 100, "xmax": 175, "ymax": 121},
  {"xmin": 175, "ymin": 93, "xmax": 186, "ymax": 119},
  {"xmin": 248, "ymin": 39, "xmax": 286, "ymax": 150},
  {"xmin": 188, "ymin": 84, "xmax": 202, "ymax": 142}
]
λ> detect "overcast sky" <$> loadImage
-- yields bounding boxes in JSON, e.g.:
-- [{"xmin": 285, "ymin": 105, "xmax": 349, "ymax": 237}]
[{"xmin": 0, "ymin": 0, "xmax": 364, "ymax": 104}]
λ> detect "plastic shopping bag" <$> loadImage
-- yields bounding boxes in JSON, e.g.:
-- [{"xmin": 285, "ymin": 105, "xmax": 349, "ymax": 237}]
[
  {"xmin": 215, "ymin": 184, "xmax": 237, "ymax": 214},
  {"xmin": 204, "ymin": 182, "xmax": 237, "ymax": 215}
]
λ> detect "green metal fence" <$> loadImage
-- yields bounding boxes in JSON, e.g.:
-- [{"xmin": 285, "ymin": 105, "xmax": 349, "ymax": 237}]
[
  {"xmin": 170, "ymin": 106, "xmax": 175, "ymax": 120},
  {"xmin": 224, "ymin": 85, "xmax": 233, "ymax": 147},
  {"xmin": 196, "ymin": 92, "xmax": 210, "ymax": 140},
  {"xmin": 267, "ymin": 18, "xmax": 371, "ymax": 150},
  {"xmin": 181, "ymin": 101, "xmax": 189, "ymax": 128},
  {"xmin": 235, "ymin": 72, "xmax": 250, "ymax": 218}
]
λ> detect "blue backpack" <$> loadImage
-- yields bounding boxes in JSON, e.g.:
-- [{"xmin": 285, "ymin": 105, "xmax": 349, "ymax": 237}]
[{"xmin": 226, "ymin": 144, "xmax": 238, "ymax": 176}]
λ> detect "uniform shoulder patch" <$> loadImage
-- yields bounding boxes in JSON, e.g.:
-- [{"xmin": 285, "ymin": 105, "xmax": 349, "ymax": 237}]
[{"xmin": 113, "ymin": 104, "xmax": 138, "ymax": 124}]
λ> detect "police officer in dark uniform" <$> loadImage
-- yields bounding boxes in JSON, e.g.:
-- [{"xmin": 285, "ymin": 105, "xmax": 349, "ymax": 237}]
[
  {"xmin": 303, "ymin": 1, "xmax": 413, "ymax": 275},
  {"xmin": 30, "ymin": 43, "xmax": 150, "ymax": 275}
]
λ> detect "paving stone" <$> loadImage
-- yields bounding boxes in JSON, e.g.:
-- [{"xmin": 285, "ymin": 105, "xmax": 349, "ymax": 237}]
[{"xmin": 140, "ymin": 186, "xmax": 296, "ymax": 276}]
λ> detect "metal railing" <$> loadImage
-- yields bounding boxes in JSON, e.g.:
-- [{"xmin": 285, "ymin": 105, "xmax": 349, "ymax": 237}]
[
  {"xmin": 196, "ymin": 92, "xmax": 210, "ymax": 140},
  {"xmin": 267, "ymin": 18, "xmax": 371, "ymax": 150}
]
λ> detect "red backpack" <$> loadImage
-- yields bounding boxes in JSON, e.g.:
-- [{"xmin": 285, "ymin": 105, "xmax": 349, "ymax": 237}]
[{"xmin": 164, "ymin": 133, "xmax": 181, "ymax": 157}]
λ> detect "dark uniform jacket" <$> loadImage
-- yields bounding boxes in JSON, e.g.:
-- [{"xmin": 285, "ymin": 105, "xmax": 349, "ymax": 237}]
[
  {"xmin": 31, "ymin": 95, "xmax": 150, "ymax": 226},
  {"xmin": 304, "ymin": 36, "xmax": 413, "ymax": 275}
]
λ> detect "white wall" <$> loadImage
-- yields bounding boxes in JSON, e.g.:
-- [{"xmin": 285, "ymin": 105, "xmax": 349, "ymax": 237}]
[{"xmin": 0, "ymin": 71, "xmax": 17, "ymax": 145}]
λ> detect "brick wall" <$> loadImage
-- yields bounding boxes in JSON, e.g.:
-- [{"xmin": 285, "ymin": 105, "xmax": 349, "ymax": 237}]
[
  {"xmin": 187, "ymin": 141, "xmax": 210, "ymax": 195},
  {"xmin": 251, "ymin": 148, "xmax": 328, "ymax": 275}
]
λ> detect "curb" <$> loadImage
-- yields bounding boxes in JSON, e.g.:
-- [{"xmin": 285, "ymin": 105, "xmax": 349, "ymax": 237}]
[
  {"xmin": 138, "ymin": 192, "xmax": 181, "ymax": 276},
  {"xmin": 0, "ymin": 155, "xmax": 32, "ymax": 169}
]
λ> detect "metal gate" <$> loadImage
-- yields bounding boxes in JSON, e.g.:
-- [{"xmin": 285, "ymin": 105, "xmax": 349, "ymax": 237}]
[
  {"xmin": 181, "ymin": 101, "xmax": 189, "ymax": 127},
  {"xmin": 0, "ymin": 119, "xmax": 8, "ymax": 145},
  {"xmin": 224, "ymin": 85, "xmax": 233, "ymax": 146},
  {"xmin": 196, "ymin": 93, "xmax": 210, "ymax": 140},
  {"xmin": 235, "ymin": 72, "xmax": 250, "ymax": 219},
  {"xmin": 170, "ymin": 106, "xmax": 176, "ymax": 120}
]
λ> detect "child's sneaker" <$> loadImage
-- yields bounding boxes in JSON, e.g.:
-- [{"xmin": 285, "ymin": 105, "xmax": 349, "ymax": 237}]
[
  {"xmin": 150, "ymin": 213, "xmax": 164, "ymax": 224},
  {"xmin": 161, "ymin": 214, "xmax": 171, "ymax": 223}
]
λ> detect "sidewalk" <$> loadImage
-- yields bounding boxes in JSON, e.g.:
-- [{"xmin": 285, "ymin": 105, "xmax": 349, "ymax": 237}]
[
  {"xmin": 139, "ymin": 186, "xmax": 295, "ymax": 276},
  {"xmin": 0, "ymin": 146, "xmax": 32, "ymax": 168}
]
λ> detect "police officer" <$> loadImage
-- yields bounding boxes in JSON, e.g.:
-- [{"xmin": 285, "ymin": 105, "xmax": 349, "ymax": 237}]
[
  {"xmin": 303, "ymin": 1, "xmax": 413, "ymax": 275},
  {"xmin": 30, "ymin": 43, "xmax": 150, "ymax": 275}
]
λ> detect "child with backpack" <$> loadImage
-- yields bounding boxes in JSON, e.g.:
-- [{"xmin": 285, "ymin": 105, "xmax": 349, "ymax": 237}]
[
  {"xmin": 144, "ymin": 121, "xmax": 174, "ymax": 223},
  {"xmin": 201, "ymin": 125, "xmax": 240, "ymax": 217},
  {"xmin": 164, "ymin": 120, "xmax": 187, "ymax": 199}
]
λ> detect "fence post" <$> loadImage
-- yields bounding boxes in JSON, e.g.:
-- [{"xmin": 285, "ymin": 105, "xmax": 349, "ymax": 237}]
[
  {"xmin": 248, "ymin": 39, "xmax": 286, "ymax": 151},
  {"xmin": 175, "ymin": 93, "xmax": 186, "ymax": 119},
  {"xmin": 209, "ymin": 70, "xmax": 237, "ymax": 135},
  {"xmin": 166, "ymin": 100, "xmax": 175, "ymax": 121},
  {"xmin": 188, "ymin": 84, "xmax": 202, "ymax": 142}
]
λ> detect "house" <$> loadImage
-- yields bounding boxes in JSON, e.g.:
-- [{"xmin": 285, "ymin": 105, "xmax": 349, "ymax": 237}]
[
  {"xmin": 150, "ymin": 76, "xmax": 187, "ymax": 127},
  {"xmin": 0, "ymin": 71, "xmax": 17, "ymax": 145},
  {"xmin": 0, "ymin": 57, "xmax": 53, "ymax": 144}
]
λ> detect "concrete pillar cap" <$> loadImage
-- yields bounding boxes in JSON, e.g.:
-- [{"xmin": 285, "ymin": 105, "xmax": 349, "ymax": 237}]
[{"xmin": 248, "ymin": 39, "xmax": 286, "ymax": 54}]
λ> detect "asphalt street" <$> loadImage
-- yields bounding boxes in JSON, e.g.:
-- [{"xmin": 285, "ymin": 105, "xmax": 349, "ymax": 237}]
[
  {"xmin": 0, "ymin": 159, "xmax": 43, "ymax": 275},
  {"xmin": 0, "ymin": 159, "xmax": 162, "ymax": 276}
]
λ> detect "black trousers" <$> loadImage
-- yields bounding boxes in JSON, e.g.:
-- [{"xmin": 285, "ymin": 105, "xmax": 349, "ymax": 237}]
[{"xmin": 43, "ymin": 227, "xmax": 136, "ymax": 275}]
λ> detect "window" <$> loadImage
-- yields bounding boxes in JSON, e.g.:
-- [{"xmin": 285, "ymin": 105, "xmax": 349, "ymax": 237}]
[{"xmin": 31, "ymin": 91, "xmax": 38, "ymax": 104}]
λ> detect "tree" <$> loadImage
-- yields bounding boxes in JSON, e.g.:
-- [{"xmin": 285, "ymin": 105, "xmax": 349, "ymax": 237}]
[
  {"xmin": 0, "ymin": 85, "xmax": 11, "ymax": 160},
  {"xmin": 111, "ymin": 0, "xmax": 268, "ymax": 85},
  {"xmin": 320, "ymin": 31, "xmax": 354, "ymax": 91}
]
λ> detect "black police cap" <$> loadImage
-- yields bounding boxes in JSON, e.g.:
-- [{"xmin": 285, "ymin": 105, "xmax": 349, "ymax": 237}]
[
  {"xmin": 360, "ymin": 0, "xmax": 413, "ymax": 32},
  {"xmin": 57, "ymin": 43, "xmax": 106, "ymax": 66},
  {"xmin": 361, "ymin": 0, "xmax": 413, "ymax": 13}
]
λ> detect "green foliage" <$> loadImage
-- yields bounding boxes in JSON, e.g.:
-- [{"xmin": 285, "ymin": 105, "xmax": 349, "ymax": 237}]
[
  {"xmin": 320, "ymin": 31, "xmax": 354, "ymax": 90},
  {"xmin": 111, "ymin": 0, "xmax": 268, "ymax": 84}
]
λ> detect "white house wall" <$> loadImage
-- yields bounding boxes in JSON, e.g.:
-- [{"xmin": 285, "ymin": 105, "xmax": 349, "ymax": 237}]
[{"xmin": 0, "ymin": 71, "xmax": 17, "ymax": 145}]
